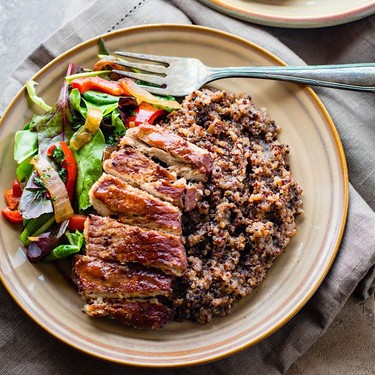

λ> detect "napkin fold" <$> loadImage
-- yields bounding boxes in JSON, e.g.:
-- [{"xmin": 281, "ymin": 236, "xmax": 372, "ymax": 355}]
[{"xmin": 0, "ymin": 1, "xmax": 374, "ymax": 374}]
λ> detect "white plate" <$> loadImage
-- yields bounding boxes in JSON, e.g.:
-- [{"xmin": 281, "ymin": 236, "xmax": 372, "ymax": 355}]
[
  {"xmin": 0, "ymin": 24, "xmax": 348, "ymax": 367},
  {"xmin": 198, "ymin": 0, "xmax": 375, "ymax": 28}
]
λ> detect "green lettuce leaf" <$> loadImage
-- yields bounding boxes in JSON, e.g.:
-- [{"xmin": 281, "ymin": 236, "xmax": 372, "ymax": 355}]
[
  {"xmin": 16, "ymin": 156, "xmax": 35, "ymax": 182},
  {"xmin": 44, "ymin": 230, "xmax": 84, "ymax": 262},
  {"xmin": 74, "ymin": 129, "xmax": 105, "ymax": 212},
  {"xmin": 25, "ymin": 80, "xmax": 52, "ymax": 112},
  {"xmin": 69, "ymin": 88, "xmax": 87, "ymax": 119},
  {"xmin": 14, "ymin": 130, "xmax": 38, "ymax": 163}
]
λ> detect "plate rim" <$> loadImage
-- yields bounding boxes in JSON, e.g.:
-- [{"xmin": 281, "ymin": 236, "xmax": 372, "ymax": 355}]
[
  {"xmin": 197, "ymin": 0, "xmax": 375, "ymax": 28},
  {"xmin": 0, "ymin": 23, "xmax": 349, "ymax": 367}
]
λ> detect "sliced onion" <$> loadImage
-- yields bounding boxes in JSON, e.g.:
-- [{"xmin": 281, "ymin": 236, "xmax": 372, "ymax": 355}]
[
  {"xmin": 93, "ymin": 56, "xmax": 126, "ymax": 72},
  {"xmin": 119, "ymin": 78, "xmax": 181, "ymax": 110},
  {"xmin": 31, "ymin": 156, "xmax": 74, "ymax": 223}
]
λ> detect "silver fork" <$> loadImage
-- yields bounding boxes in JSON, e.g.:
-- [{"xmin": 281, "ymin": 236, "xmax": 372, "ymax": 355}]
[{"xmin": 113, "ymin": 51, "xmax": 375, "ymax": 96}]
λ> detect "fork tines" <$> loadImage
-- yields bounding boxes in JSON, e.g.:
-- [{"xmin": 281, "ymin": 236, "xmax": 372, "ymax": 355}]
[
  {"xmin": 115, "ymin": 51, "xmax": 172, "ymax": 65},
  {"xmin": 112, "ymin": 69, "xmax": 166, "ymax": 87},
  {"xmin": 114, "ymin": 60, "xmax": 167, "ymax": 75},
  {"xmin": 114, "ymin": 51, "xmax": 171, "ymax": 91}
]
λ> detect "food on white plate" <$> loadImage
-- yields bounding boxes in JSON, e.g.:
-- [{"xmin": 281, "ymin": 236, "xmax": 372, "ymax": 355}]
[{"xmin": 2, "ymin": 42, "xmax": 303, "ymax": 329}]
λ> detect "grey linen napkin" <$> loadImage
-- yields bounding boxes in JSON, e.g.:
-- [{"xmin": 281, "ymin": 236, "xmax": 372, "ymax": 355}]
[{"xmin": 0, "ymin": 1, "xmax": 374, "ymax": 374}]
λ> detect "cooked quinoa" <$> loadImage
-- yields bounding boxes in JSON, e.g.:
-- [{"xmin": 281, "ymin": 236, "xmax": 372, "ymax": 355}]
[{"xmin": 161, "ymin": 89, "xmax": 303, "ymax": 323}]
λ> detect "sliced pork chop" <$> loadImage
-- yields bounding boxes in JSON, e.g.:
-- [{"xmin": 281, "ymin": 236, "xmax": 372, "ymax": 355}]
[
  {"xmin": 104, "ymin": 146, "xmax": 188, "ymax": 207},
  {"xmin": 72, "ymin": 255, "xmax": 174, "ymax": 299},
  {"xmin": 121, "ymin": 124, "xmax": 212, "ymax": 182},
  {"xmin": 84, "ymin": 215, "xmax": 187, "ymax": 276},
  {"xmin": 139, "ymin": 178, "xmax": 187, "ymax": 208},
  {"xmin": 103, "ymin": 146, "xmax": 177, "ymax": 185},
  {"xmin": 84, "ymin": 299, "xmax": 172, "ymax": 329},
  {"xmin": 89, "ymin": 174, "xmax": 182, "ymax": 235}
]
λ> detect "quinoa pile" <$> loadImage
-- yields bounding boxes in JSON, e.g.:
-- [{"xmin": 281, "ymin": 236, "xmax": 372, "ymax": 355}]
[{"xmin": 162, "ymin": 89, "xmax": 303, "ymax": 323}]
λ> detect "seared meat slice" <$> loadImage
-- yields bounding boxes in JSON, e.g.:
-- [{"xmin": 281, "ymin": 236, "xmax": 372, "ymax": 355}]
[
  {"xmin": 103, "ymin": 146, "xmax": 177, "ymax": 185},
  {"xmin": 121, "ymin": 124, "xmax": 213, "ymax": 181},
  {"xmin": 140, "ymin": 179, "xmax": 186, "ymax": 208},
  {"xmin": 84, "ymin": 215, "xmax": 187, "ymax": 276},
  {"xmin": 103, "ymin": 146, "xmax": 186, "ymax": 207},
  {"xmin": 72, "ymin": 255, "xmax": 173, "ymax": 299},
  {"xmin": 89, "ymin": 174, "xmax": 182, "ymax": 235},
  {"xmin": 84, "ymin": 299, "xmax": 171, "ymax": 329},
  {"xmin": 122, "ymin": 135, "xmax": 202, "ymax": 182}
]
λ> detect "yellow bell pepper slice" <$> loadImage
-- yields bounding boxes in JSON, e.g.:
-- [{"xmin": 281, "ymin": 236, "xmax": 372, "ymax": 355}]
[{"xmin": 70, "ymin": 107, "xmax": 103, "ymax": 150}]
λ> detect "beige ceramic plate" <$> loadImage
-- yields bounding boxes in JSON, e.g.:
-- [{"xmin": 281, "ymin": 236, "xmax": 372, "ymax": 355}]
[
  {"xmin": 198, "ymin": 0, "xmax": 375, "ymax": 28},
  {"xmin": 0, "ymin": 24, "xmax": 348, "ymax": 367}
]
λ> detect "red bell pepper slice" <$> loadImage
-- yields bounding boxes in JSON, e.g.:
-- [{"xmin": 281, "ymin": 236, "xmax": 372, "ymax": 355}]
[
  {"xmin": 12, "ymin": 179, "xmax": 22, "ymax": 198},
  {"xmin": 2, "ymin": 207, "xmax": 23, "ymax": 224},
  {"xmin": 4, "ymin": 189, "xmax": 20, "ymax": 210},
  {"xmin": 2, "ymin": 178, "xmax": 22, "ymax": 223},
  {"xmin": 68, "ymin": 214, "xmax": 87, "ymax": 232},
  {"xmin": 47, "ymin": 141, "xmax": 77, "ymax": 203},
  {"xmin": 126, "ymin": 102, "xmax": 166, "ymax": 127},
  {"xmin": 71, "ymin": 76, "xmax": 129, "ymax": 96},
  {"xmin": 60, "ymin": 141, "xmax": 77, "ymax": 203}
]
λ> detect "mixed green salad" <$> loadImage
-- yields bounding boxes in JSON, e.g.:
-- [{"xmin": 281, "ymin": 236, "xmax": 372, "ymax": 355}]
[{"xmin": 2, "ymin": 40, "xmax": 180, "ymax": 263}]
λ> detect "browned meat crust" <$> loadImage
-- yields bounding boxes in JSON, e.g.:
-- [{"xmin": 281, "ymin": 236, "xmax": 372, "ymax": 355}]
[
  {"xmin": 84, "ymin": 215, "xmax": 187, "ymax": 276},
  {"xmin": 140, "ymin": 179, "xmax": 187, "ymax": 208},
  {"xmin": 103, "ymin": 146, "xmax": 177, "ymax": 184},
  {"xmin": 89, "ymin": 174, "xmax": 182, "ymax": 235},
  {"xmin": 104, "ymin": 146, "xmax": 189, "ymax": 208},
  {"xmin": 121, "ymin": 124, "xmax": 212, "ymax": 181},
  {"xmin": 84, "ymin": 299, "xmax": 172, "ymax": 329},
  {"xmin": 72, "ymin": 255, "xmax": 173, "ymax": 299}
]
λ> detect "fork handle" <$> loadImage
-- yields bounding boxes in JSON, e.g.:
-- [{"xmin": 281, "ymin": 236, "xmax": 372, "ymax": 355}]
[{"xmin": 208, "ymin": 63, "xmax": 375, "ymax": 92}]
